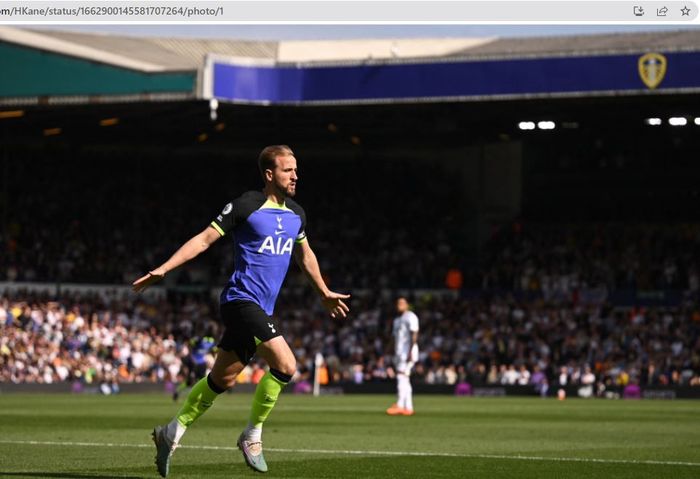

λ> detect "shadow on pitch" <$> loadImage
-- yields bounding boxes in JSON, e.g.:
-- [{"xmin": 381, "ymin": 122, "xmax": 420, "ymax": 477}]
[
  {"xmin": 0, "ymin": 473, "xmax": 145, "ymax": 479},
  {"xmin": 154, "ymin": 456, "xmax": 479, "ymax": 478},
  {"xmin": 268, "ymin": 456, "xmax": 475, "ymax": 478}
]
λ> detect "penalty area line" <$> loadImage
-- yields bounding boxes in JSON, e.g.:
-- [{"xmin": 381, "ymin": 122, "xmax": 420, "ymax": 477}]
[{"xmin": 0, "ymin": 439, "xmax": 698, "ymax": 468}]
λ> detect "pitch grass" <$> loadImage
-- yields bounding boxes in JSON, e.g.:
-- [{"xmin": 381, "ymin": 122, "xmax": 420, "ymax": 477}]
[{"xmin": 0, "ymin": 393, "xmax": 699, "ymax": 478}]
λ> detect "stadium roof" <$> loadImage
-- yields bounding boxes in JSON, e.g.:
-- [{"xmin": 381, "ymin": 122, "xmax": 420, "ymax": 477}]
[
  {"xmin": 8, "ymin": 27, "xmax": 700, "ymax": 68},
  {"xmin": 20, "ymin": 28, "xmax": 279, "ymax": 70},
  {"xmin": 1, "ymin": 27, "xmax": 700, "ymax": 106},
  {"xmin": 444, "ymin": 29, "xmax": 700, "ymax": 59}
]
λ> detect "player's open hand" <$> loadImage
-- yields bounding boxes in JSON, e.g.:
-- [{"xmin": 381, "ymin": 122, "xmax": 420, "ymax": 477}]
[
  {"xmin": 322, "ymin": 291, "xmax": 351, "ymax": 319},
  {"xmin": 132, "ymin": 269, "xmax": 165, "ymax": 293}
]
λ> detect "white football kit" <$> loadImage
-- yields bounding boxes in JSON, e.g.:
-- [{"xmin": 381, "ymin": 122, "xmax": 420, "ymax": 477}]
[{"xmin": 393, "ymin": 310, "xmax": 419, "ymax": 376}]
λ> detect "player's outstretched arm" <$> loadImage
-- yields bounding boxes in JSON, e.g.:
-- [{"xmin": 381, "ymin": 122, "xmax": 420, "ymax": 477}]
[
  {"xmin": 132, "ymin": 226, "xmax": 222, "ymax": 293},
  {"xmin": 293, "ymin": 240, "xmax": 350, "ymax": 318}
]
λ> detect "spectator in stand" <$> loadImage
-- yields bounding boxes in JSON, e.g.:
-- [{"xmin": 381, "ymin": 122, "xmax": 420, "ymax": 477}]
[
  {"xmin": 1, "ymin": 290, "xmax": 699, "ymax": 391},
  {"xmin": 1, "ymin": 153, "xmax": 461, "ymax": 290}
]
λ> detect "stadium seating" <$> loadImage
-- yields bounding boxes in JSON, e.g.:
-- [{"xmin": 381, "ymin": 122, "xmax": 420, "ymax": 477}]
[{"xmin": 2, "ymin": 290, "xmax": 698, "ymax": 391}]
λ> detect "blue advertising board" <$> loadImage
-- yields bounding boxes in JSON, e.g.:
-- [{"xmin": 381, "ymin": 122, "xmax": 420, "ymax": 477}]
[{"xmin": 206, "ymin": 51, "xmax": 700, "ymax": 105}]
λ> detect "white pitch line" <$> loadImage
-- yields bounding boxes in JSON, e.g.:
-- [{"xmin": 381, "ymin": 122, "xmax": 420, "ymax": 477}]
[{"xmin": 0, "ymin": 439, "xmax": 698, "ymax": 468}]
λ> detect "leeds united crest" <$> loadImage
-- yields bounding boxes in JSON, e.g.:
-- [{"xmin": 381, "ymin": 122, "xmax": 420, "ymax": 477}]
[{"xmin": 638, "ymin": 53, "xmax": 667, "ymax": 89}]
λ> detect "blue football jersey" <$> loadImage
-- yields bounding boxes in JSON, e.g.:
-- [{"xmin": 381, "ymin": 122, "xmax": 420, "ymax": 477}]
[
  {"xmin": 190, "ymin": 336, "xmax": 217, "ymax": 365},
  {"xmin": 210, "ymin": 191, "xmax": 307, "ymax": 315}
]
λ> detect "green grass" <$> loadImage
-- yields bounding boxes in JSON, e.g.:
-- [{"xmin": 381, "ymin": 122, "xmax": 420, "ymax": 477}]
[{"xmin": 0, "ymin": 393, "xmax": 699, "ymax": 478}]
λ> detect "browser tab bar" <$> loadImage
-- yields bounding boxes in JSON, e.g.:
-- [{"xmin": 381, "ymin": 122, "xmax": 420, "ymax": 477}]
[{"xmin": 0, "ymin": 1, "xmax": 698, "ymax": 24}]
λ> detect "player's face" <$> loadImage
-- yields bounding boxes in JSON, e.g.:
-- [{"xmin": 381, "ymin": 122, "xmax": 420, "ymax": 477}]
[
  {"xmin": 271, "ymin": 155, "xmax": 298, "ymax": 197},
  {"xmin": 396, "ymin": 298, "xmax": 409, "ymax": 313}
]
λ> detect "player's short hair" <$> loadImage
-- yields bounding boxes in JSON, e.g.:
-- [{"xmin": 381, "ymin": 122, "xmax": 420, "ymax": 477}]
[{"xmin": 258, "ymin": 145, "xmax": 294, "ymax": 179}]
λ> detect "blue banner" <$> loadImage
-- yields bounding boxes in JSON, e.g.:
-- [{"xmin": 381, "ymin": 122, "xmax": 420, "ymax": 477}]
[{"xmin": 211, "ymin": 51, "xmax": 700, "ymax": 104}]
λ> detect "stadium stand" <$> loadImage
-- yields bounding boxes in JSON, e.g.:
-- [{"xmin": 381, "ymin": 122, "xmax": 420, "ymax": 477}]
[
  {"xmin": 2, "ymin": 291, "xmax": 699, "ymax": 393},
  {"xmin": 2, "ymin": 27, "xmax": 700, "ymax": 397},
  {"xmin": 0, "ymin": 151, "xmax": 461, "ymax": 288}
]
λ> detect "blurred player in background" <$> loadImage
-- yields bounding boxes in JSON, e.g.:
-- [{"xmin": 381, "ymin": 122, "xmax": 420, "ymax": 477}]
[
  {"xmin": 132, "ymin": 145, "xmax": 350, "ymax": 476},
  {"xmin": 386, "ymin": 297, "xmax": 419, "ymax": 416},
  {"xmin": 173, "ymin": 334, "xmax": 217, "ymax": 402}
]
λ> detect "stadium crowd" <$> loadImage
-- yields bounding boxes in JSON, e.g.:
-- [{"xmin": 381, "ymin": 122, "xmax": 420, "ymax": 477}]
[
  {"xmin": 5, "ymin": 149, "xmax": 700, "ymax": 294},
  {"xmin": 2, "ymin": 290, "xmax": 698, "ymax": 394},
  {"xmin": 5, "ymin": 150, "xmax": 700, "ymax": 296},
  {"xmin": 0, "ymin": 152, "xmax": 462, "ymax": 289},
  {"xmin": 481, "ymin": 222, "xmax": 700, "ymax": 296},
  {"xmin": 3, "ymin": 151, "xmax": 700, "ymax": 395}
]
